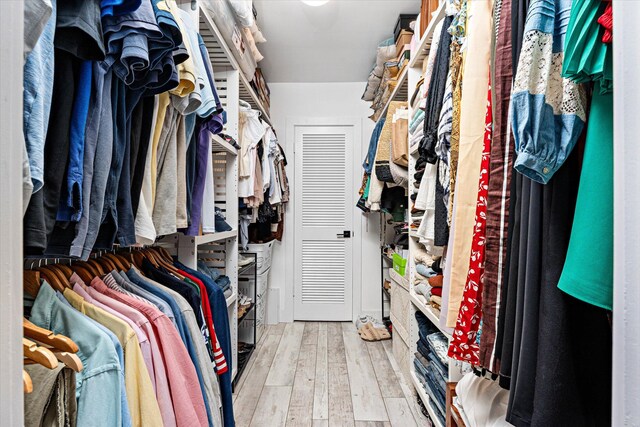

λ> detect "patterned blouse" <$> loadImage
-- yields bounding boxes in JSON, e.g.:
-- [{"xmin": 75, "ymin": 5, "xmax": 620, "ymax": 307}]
[{"xmin": 510, "ymin": 0, "xmax": 588, "ymax": 184}]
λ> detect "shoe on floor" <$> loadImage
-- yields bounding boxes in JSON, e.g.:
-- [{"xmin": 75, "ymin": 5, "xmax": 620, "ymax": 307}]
[{"xmin": 355, "ymin": 314, "xmax": 385, "ymax": 330}]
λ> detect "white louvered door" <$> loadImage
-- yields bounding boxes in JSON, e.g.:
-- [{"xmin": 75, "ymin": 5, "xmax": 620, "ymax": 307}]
[{"xmin": 294, "ymin": 125, "xmax": 354, "ymax": 321}]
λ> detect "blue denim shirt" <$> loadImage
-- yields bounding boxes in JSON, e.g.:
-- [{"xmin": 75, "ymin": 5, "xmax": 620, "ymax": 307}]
[
  {"xmin": 510, "ymin": 0, "xmax": 586, "ymax": 184},
  {"xmin": 23, "ymin": 0, "xmax": 56, "ymax": 194},
  {"xmin": 30, "ymin": 282, "xmax": 123, "ymax": 427},
  {"xmin": 56, "ymin": 292, "xmax": 132, "ymax": 427},
  {"xmin": 363, "ymin": 118, "xmax": 385, "ymax": 175},
  {"xmin": 57, "ymin": 60, "xmax": 92, "ymax": 222}
]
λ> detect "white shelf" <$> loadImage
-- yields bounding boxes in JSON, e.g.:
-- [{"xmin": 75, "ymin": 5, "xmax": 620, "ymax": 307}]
[
  {"xmin": 194, "ymin": 230, "xmax": 238, "ymax": 245},
  {"xmin": 410, "ymin": 370, "xmax": 444, "ymax": 427},
  {"xmin": 409, "ymin": 230, "xmax": 420, "ymax": 239},
  {"xmin": 389, "ymin": 268, "xmax": 410, "ymax": 292},
  {"xmin": 199, "ymin": 4, "xmax": 273, "ymax": 127},
  {"xmin": 226, "ymin": 292, "xmax": 237, "ymax": 308},
  {"xmin": 239, "ymin": 72, "xmax": 272, "ymax": 126},
  {"xmin": 410, "ymin": 292, "xmax": 452, "ymax": 340},
  {"xmin": 409, "ymin": 2, "xmax": 447, "ymax": 69},
  {"xmin": 375, "ymin": 66, "xmax": 410, "ymax": 124},
  {"xmin": 212, "ymin": 134, "xmax": 238, "ymax": 155}
]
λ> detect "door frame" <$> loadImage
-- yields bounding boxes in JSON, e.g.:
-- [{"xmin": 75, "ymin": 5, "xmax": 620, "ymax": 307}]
[{"xmin": 285, "ymin": 117, "xmax": 363, "ymax": 322}]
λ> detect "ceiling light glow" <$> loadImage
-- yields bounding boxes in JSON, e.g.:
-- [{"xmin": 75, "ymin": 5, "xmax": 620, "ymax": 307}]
[{"xmin": 301, "ymin": 0, "xmax": 330, "ymax": 6}]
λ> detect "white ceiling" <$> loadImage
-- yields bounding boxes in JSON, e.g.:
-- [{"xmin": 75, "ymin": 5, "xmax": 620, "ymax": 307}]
[{"xmin": 253, "ymin": 0, "xmax": 420, "ymax": 83}]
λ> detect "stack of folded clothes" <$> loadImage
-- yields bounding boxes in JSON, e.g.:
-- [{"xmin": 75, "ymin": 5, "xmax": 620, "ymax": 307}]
[
  {"xmin": 413, "ymin": 251, "xmax": 445, "ymax": 315},
  {"xmin": 197, "ymin": 261, "xmax": 234, "ymax": 299},
  {"xmin": 414, "ymin": 311, "xmax": 449, "ymax": 426}
]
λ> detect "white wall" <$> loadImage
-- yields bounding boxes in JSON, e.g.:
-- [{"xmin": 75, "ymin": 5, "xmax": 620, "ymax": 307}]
[{"xmin": 268, "ymin": 82, "xmax": 382, "ymax": 322}]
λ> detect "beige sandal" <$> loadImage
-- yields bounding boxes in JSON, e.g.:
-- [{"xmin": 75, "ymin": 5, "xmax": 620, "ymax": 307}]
[
  {"xmin": 375, "ymin": 326, "xmax": 391, "ymax": 340},
  {"xmin": 359, "ymin": 323, "xmax": 378, "ymax": 341}
]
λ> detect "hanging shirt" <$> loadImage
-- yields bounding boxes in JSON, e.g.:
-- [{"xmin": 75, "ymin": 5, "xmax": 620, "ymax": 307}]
[
  {"xmin": 23, "ymin": 0, "xmax": 56, "ymax": 195},
  {"xmin": 30, "ymin": 283, "xmax": 122, "ymax": 427},
  {"xmin": 177, "ymin": 267, "xmax": 228, "ymax": 374},
  {"xmin": 90, "ymin": 277, "xmax": 209, "ymax": 427},
  {"xmin": 86, "ymin": 278, "xmax": 176, "ymax": 427},
  {"xmin": 63, "ymin": 288, "xmax": 163, "ymax": 427},
  {"xmin": 69, "ymin": 273, "xmax": 154, "ymax": 391},
  {"xmin": 157, "ymin": 283, "xmax": 224, "ymax": 427}
]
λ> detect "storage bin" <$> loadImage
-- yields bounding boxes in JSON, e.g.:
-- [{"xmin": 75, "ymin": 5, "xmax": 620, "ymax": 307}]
[
  {"xmin": 394, "ymin": 14, "xmax": 418, "ymax": 41},
  {"xmin": 245, "ymin": 241, "xmax": 274, "ymax": 274},
  {"xmin": 395, "ymin": 30, "xmax": 413, "ymax": 56},
  {"xmin": 238, "ymin": 269, "xmax": 270, "ymax": 338},
  {"xmin": 392, "ymin": 253, "xmax": 408, "ymax": 276}
]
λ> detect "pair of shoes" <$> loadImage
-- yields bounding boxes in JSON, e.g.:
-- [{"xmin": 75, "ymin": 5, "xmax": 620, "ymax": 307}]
[
  {"xmin": 355, "ymin": 315, "xmax": 385, "ymax": 330},
  {"xmin": 239, "ymin": 294, "xmax": 252, "ymax": 305},
  {"xmin": 358, "ymin": 323, "xmax": 391, "ymax": 342}
]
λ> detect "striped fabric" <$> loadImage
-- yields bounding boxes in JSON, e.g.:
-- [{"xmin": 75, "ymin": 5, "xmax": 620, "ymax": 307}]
[{"xmin": 103, "ymin": 272, "xmax": 160, "ymax": 309}]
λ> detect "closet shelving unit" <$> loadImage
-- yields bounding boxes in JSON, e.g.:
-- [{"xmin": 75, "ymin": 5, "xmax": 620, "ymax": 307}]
[
  {"xmin": 377, "ymin": 67, "xmax": 410, "ymax": 123},
  {"xmin": 234, "ymin": 252, "xmax": 257, "ymax": 387},
  {"xmin": 164, "ymin": 1, "xmax": 273, "ymax": 382},
  {"xmin": 381, "ymin": 248, "xmax": 392, "ymax": 324},
  {"xmin": 403, "ymin": 2, "xmax": 468, "ymax": 426}
]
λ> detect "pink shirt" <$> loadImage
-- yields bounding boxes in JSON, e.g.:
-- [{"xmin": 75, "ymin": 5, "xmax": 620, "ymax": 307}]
[
  {"xmin": 91, "ymin": 278, "xmax": 208, "ymax": 427},
  {"xmin": 69, "ymin": 274, "xmax": 155, "ymax": 389},
  {"xmin": 87, "ymin": 278, "xmax": 177, "ymax": 427}
]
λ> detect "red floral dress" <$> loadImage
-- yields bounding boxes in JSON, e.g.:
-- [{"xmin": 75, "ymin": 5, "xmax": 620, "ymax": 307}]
[{"xmin": 448, "ymin": 81, "xmax": 492, "ymax": 364}]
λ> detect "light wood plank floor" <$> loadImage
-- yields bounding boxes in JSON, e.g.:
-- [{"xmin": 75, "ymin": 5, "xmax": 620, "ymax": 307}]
[{"xmin": 234, "ymin": 322, "xmax": 426, "ymax": 427}]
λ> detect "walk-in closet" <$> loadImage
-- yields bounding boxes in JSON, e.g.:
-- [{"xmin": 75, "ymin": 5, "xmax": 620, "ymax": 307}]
[{"xmin": 2, "ymin": 0, "xmax": 638, "ymax": 426}]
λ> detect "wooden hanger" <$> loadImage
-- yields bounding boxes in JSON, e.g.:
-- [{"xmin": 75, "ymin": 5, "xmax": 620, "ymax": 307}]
[
  {"xmin": 56, "ymin": 263, "xmax": 73, "ymax": 279},
  {"xmin": 71, "ymin": 265, "xmax": 94, "ymax": 285},
  {"xmin": 142, "ymin": 248, "xmax": 160, "ymax": 267},
  {"xmin": 35, "ymin": 267, "xmax": 65, "ymax": 293},
  {"xmin": 23, "ymin": 370, "xmax": 33, "ymax": 394},
  {"xmin": 47, "ymin": 264, "xmax": 71, "ymax": 288},
  {"xmin": 52, "ymin": 351, "xmax": 83, "ymax": 372},
  {"xmin": 87, "ymin": 259, "xmax": 105, "ymax": 276},
  {"xmin": 96, "ymin": 256, "xmax": 117, "ymax": 273},
  {"xmin": 23, "ymin": 338, "xmax": 58, "ymax": 369},
  {"xmin": 23, "ymin": 319, "xmax": 79, "ymax": 353},
  {"xmin": 151, "ymin": 247, "xmax": 185, "ymax": 279},
  {"xmin": 75, "ymin": 260, "xmax": 99, "ymax": 278},
  {"xmin": 128, "ymin": 251, "xmax": 146, "ymax": 269},
  {"xmin": 105, "ymin": 253, "xmax": 130, "ymax": 271},
  {"xmin": 24, "ymin": 270, "xmax": 42, "ymax": 298}
]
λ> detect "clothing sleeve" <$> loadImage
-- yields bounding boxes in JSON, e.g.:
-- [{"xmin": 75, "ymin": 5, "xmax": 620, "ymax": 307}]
[
  {"xmin": 510, "ymin": 4, "xmax": 587, "ymax": 184},
  {"xmin": 77, "ymin": 368, "xmax": 122, "ymax": 427},
  {"xmin": 154, "ymin": 317, "xmax": 209, "ymax": 427}
]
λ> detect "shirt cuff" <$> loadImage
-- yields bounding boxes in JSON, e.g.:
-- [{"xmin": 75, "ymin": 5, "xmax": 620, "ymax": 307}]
[{"xmin": 514, "ymin": 151, "xmax": 557, "ymax": 184}]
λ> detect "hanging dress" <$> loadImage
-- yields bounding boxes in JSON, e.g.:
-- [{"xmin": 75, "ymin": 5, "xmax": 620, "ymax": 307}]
[
  {"xmin": 448, "ymin": 82, "xmax": 492, "ymax": 365},
  {"xmin": 558, "ymin": 0, "xmax": 613, "ymax": 311}
]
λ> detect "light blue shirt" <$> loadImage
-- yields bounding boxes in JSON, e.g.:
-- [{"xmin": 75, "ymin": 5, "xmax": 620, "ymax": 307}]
[
  {"xmin": 30, "ymin": 282, "xmax": 123, "ymax": 427},
  {"xmin": 55, "ymin": 292, "xmax": 132, "ymax": 427},
  {"xmin": 23, "ymin": 0, "xmax": 56, "ymax": 193}
]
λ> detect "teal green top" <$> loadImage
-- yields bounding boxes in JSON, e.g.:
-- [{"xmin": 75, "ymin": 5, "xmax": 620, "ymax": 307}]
[{"xmin": 557, "ymin": 80, "xmax": 613, "ymax": 310}]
